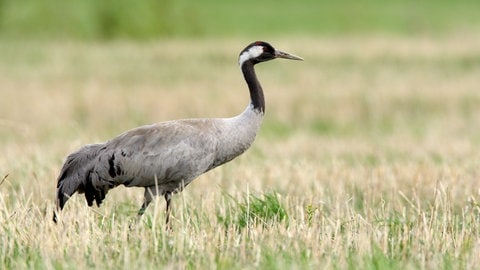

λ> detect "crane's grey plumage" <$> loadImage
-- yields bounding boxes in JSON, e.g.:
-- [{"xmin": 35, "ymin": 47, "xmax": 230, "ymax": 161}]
[{"xmin": 54, "ymin": 41, "xmax": 302, "ymax": 224}]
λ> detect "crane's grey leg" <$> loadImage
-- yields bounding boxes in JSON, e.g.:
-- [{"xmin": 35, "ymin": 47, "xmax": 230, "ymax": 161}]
[
  {"xmin": 130, "ymin": 187, "xmax": 155, "ymax": 230},
  {"xmin": 137, "ymin": 186, "xmax": 156, "ymax": 216},
  {"xmin": 136, "ymin": 187, "xmax": 172, "ymax": 230},
  {"xmin": 165, "ymin": 192, "xmax": 172, "ymax": 226}
]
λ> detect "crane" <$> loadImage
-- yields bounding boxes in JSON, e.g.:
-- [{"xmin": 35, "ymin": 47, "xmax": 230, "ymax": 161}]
[{"xmin": 54, "ymin": 41, "xmax": 303, "ymax": 225}]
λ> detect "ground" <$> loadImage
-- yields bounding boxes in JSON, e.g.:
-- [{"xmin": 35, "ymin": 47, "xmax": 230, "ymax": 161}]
[{"xmin": 1, "ymin": 36, "xmax": 480, "ymax": 269}]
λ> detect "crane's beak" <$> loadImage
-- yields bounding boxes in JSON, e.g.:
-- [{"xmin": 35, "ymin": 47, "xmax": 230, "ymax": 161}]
[{"xmin": 275, "ymin": 50, "xmax": 304, "ymax": 61}]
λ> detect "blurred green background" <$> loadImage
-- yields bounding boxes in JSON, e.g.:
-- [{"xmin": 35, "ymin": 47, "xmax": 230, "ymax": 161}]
[{"xmin": 0, "ymin": 0, "xmax": 479, "ymax": 40}]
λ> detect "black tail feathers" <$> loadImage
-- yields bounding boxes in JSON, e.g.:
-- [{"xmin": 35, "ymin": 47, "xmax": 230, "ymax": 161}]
[{"xmin": 54, "ymin": 144, "xmax": 103, "ymax": 222}]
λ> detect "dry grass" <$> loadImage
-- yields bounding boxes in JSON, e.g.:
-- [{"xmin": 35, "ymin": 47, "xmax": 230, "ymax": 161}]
[{"xmin": 1, "ymin": 35, "xmax": 480, "ymax": 269}]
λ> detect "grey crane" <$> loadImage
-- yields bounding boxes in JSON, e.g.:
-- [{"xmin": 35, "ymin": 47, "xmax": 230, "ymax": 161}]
[{"xmin": 53, "ymin": 41, "xmax": 303, "ymax": 224}]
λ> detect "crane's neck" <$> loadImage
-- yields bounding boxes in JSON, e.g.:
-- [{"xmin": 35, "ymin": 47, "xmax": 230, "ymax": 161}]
[
  {"xmin": 241, "ymin": 61, "xmax": 265, "ymax": 114},
  {"xmin": 210, "ymin": 61, "xmax": 265, "ymax": 167}
]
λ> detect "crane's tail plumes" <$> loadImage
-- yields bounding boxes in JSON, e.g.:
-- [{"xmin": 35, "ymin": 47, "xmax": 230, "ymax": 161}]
[{"xmin": 54, "ymin": 144, "xmax": 103, "ymax": 222}]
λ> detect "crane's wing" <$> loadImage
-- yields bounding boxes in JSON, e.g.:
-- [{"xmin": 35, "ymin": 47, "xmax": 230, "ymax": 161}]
[
  {"xmin": 92, "ymin": 119, "xmax": 221, "ymax": 188},
  {"xmin": 55, "ymin": 118, "xmax": 223, "ymax": 213}
]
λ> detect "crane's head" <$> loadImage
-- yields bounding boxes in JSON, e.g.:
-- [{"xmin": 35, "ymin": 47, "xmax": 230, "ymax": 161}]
[{"xmin": 239, "ymin": 41, "xmax": 303, "ymax": 66}]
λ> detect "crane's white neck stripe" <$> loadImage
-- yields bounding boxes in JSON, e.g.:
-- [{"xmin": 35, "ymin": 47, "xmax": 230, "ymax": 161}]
[{"xmin": 238, "ymin": 45, "xmax": 264, "ymax": 66}]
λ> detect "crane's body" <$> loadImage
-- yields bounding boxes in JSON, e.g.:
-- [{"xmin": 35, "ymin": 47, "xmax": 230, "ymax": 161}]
[{"xmin": 54, "ymin": 41, "xmax": 302, "ymax": 224}]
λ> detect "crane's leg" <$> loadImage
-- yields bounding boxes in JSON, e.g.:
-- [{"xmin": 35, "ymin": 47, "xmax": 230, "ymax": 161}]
[
  {"xmin": 136, "ymin": 187, "xmax": 172, "ymax": 230},
  {"xmin": 128, "ymin": 187, "xmax": 153, "ymax": 230},
  {"xmin": 137, "ymin": 187, "xmax": 155, "ymax": 216},
  {"xmin": 165, "ymin": 192, "xmax": 172, "ymax": 228}
]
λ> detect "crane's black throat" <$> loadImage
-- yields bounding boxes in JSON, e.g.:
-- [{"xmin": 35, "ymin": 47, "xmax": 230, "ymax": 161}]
[{"xmin": 241, "ymin": 61, "xmax": 265, "ymax": 114}]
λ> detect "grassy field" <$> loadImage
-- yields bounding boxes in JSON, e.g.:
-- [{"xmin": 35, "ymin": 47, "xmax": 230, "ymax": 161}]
[
  {"xmin": 1, "ymin": 35, "xmax": 480, "ymax": 269},
  {"xmin": 1, "ymin": 0, "xmax": 480, "ymax": 39}
]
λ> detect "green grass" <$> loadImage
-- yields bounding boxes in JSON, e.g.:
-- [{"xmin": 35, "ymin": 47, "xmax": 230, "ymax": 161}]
[
  {"xmin": 217, "ymin": 191, "xmax": 288, "ymax": 230},
  {"xmin": 0, "ymin": 0, "xmax": 480, "ymax": 39}
]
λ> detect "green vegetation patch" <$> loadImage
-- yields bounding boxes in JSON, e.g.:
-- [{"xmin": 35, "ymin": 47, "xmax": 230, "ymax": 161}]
[
  {"xmin": 217, "ymin": 191, "xmax": 288, "ymax": 230},
  {"xmin": 1, "ymin": 0, "xmax": 480, "ymax": 39}
]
